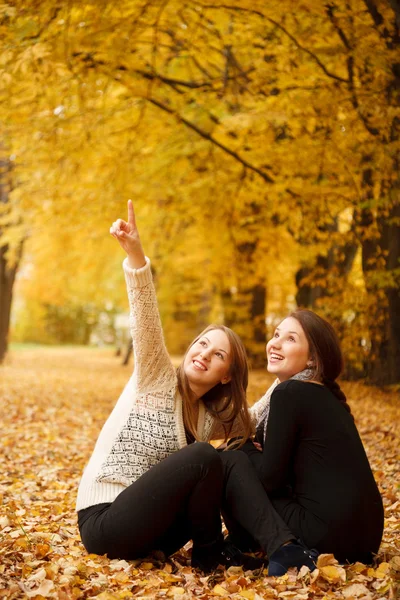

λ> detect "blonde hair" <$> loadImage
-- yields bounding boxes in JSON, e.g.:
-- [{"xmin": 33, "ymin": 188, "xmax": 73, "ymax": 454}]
[{"xmin": 176, "ymin": 325, "xmax": 252, "ymax": 446}]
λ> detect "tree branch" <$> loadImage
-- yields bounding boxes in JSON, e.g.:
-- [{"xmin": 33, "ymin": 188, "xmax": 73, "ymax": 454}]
[
  {"xmin": 194, "ymin": 2, "xmax": 349, "ymax": 83},
  {"xmin": 146, "ymin": 96, "xmax": 274, "ymax": 183},
  {"xmin": 362, "ymin": 0, "xmax": 395, "ymax": 45},
  {"xmin": 132, "ymin": 66, "xmax": 254, "ymax": 90}
]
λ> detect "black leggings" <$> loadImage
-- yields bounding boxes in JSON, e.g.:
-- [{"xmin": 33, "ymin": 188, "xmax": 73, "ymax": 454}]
[
  {"xmin": 238, "ymin": 441, "xmax": 384, "ymax": 564},
  {"xmin": 78, "ymin": 443, "xmax": 293, "ymax": 560},
  {"xmin": 78, "ymin": 443, "xmax": 223, "ymax": 559}
]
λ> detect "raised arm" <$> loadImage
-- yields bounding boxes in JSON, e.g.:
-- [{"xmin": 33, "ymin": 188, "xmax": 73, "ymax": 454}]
[
  {"xmin": 110, "ymin": 199, "xmax": 146, "ymax": 270},
  {"xmin": 110, "ymin": 201, "xmax": 176, "ymax": 393}
]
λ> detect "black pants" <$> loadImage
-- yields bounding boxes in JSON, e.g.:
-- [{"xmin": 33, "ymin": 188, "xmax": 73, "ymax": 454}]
[
  {"xmin": 78, "ymin": 443, "xmax": 293, "ymax": 560},
  {"xmin": 219, "ymin": 450, "xmax": 293, "ymax": 556},
  {"xmin": 238, "ymin": 441, "xmax": 384, "ymax": 564},
  {"xmin": 78, "ymin": 443, "xmax": 223, "ymax": 559}
]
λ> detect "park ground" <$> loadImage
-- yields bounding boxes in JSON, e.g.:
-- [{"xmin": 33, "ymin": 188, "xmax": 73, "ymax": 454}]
[{"xmin": 0, "ymin": 346, "xmax": 399, "ymax": 599}]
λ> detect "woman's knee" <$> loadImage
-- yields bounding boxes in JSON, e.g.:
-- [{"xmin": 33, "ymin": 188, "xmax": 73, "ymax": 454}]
[
  {"xmin": 186, "ymin": 441, "xmax": 220, "ymax": 464},
  {"xmin": 220, "ymin": 449, "xmax": 252, "ymax": 469}
]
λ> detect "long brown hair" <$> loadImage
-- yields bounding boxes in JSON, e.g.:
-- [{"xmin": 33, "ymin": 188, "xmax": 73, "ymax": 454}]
[
  {"xmin": 176, "ymin": 325, "xmax": 252, "ymax": 445},
  {"xmin": 290, "ymin": 309, "xmax": 352, "ymax": 415}
]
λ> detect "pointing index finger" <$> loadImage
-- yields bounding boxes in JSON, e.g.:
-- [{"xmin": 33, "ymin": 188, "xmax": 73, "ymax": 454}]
[{"xmin": 127, "ymin": 199, "xmax": 135, "ymax": 227}]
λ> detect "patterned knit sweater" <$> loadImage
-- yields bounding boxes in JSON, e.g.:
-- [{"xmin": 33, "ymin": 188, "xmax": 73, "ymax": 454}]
[{"xmin": 76, "ymin": 258, "xmax": 277, "ymax": 511}]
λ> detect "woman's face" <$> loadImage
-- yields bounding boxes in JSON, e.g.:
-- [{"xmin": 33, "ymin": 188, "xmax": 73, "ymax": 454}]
[
  {"xmin": 183, "ymin": 329, "xmax": 232, "ymax": 397},
  {"xmin": 266, "ymin": 317, "xmax": 311, "ymax": 382}
]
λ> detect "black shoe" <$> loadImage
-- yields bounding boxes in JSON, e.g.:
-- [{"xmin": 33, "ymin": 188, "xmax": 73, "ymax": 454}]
[
  {"xmin": 220, "ymin": 540, "xmax": 265, "ymax": 571},
  {"xmin": 268, "ymin": 540, "xmax": 319, "ymax": 576},
  {"xmin": 192, "ymin": 539, "xmax": 265, "ymax": 573}
]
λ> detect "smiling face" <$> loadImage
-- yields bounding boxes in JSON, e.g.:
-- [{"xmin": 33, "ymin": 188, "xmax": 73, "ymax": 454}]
[
  {"xmin": 266, "ymin": 317, "xmax": 312, "ymax": 382},
  {"xmin": 183, "ymin": 328, "xmax": 232, "ymax": 398}
]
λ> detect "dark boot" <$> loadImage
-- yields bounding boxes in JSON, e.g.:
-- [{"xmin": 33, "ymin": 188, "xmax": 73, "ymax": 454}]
[
  {"xmin": 268, "ymin": 540, "xmax": 319, "ymax": 576},
  {"xmin": 192, "ymin": 537, "xmax": 265, "ymax": 573}
]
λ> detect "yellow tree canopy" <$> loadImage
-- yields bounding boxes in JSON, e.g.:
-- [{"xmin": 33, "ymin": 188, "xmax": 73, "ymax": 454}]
[{"xmin": 1, "ymin": 0, "xmax": 399, "ymax": 378}]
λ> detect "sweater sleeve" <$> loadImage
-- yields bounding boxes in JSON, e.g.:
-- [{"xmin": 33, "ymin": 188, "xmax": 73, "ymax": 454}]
[
  {"xmin": 256, "ymin": 383, "xmax": 300, "ymax": 492},
  {"xmin": 249, "ymin": 379, "xmax": 280, "ymax": 426},
  {"xmin": 123, "ymin": 257, "xmax": 176, "ymax": 394}
]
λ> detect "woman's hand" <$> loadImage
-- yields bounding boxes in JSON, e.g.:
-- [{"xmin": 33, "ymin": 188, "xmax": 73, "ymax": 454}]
[
  {"xmin": 253, "ymin": 441, "xmax": 262, "ymax": 452},
  {"xmin": 110, "ymin": 200, "xmax": 146, "ymax": 269}
]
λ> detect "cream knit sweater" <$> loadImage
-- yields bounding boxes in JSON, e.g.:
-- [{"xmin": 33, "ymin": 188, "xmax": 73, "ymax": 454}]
[{"xmin": 76, "ymin": 258, "xmax": 277, "ymax": 511}]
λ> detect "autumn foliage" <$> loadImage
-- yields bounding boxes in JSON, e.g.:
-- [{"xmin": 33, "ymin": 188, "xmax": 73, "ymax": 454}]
[
  {"xmin": 1, "ymin": 1, "xmax": 399, "ymax": 382},
  {"xmin": 0, "ymin": 347, "xmax": 399, "ymax": 598}
]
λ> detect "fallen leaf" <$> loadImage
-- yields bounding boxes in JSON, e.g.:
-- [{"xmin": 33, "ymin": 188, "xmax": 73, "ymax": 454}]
[
  {"xmin": 167, "ymin": 586, "xmax": 186, "ymax": 596},
  {"xmin": 319, "ymin": 564, "xmax": 346, "ymax": 583},
  {"xmin": 342, "ymin": 582, "xmax": 371, "ymax": 597},
  {"xmin": 240, "ymin": 591, "xmax": 255, "ymax": 600},
  {"xmin": 25, "ymin": 579, "xmax": 55, "ymax": 598},
  {"xmin": 212, "ymin": 583, "xmax": 229, "ymax": 596},
  {"xmin": 316, "ymin": 554, "xmax": 338, "ymax": 568}
]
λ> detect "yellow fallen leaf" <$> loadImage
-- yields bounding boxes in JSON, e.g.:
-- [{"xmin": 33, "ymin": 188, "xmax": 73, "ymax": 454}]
[
  {"xmin": 389, "ymin": 556, "xmax": 400, "ymax": 578},
  {"xmin": 240, "ymin": 590, "xmax": 255, "ymax": 600},
  {"xmin": 44, "ymin": 563, "xmax": 58, "ymax": 580},
  {"xmin": 320, "ymin": 564, "xmax": 346, "ymax": 583},
  {"xmin": 25, "ymin": 579, "xmax": 54, "ymax": 598},
  {"xmin": 35, "ymin": 543, "xmax": 51, "ymax": 559},
  {"xmin": 316, "ymin": 554, "xmax": 338, "ymax": 568},
  {"xmin": 159, "ymin": 572, "xmax": 183, "ymax": 583},
  {"xmin": 140, "ymin": 562, "xmax": 154, "ymax": 570},
  {"xmin": 27, "ymin": 568, "xmax": 47, "ymax": 583},
  {"xmin": 167, "ymin": 587, "xmax": 185, "ymax": 596},
  {"xmin": 374, "ymin": 561, "xmax": 390, "ymax": 578},
  {"xmin": 163, "ymin": 563, "xmax": 172, "ymax": 573},
  {"xmin": 226, "ymin": 566, "xmax": 244, "ymax": 576},
  {"xmin": 349, "ymin": 562, "xmax": 367, "ymax": 573},
  {"xmin": 212, "ymin": 583, "xmax": 229, "ymax": 596},
  {"xmin": 342, "ymin": 582, "xmax": 370, "ymax": 597},
  {"xmin": 112, "ymin": 571, "xmax": 130, "ymax": 583},
  {"xmin": 226, "ymin": 582, "xmax": 240, "ymax": 593},
  {"xmin": 109, "ymin": 559, "xmax": 130, "ymax": 571},
  {"xmin": 12, "ymin": 536, "xmax": 29, "ymax": 549},
  {"xmin": 297, "ymin": 565, "xmax": 310, "ymax": 578}
]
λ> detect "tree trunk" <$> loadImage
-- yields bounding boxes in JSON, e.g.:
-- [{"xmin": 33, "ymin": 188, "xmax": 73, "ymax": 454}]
[
  {"xmin": 356, "ymin": 148, "xmax": 400, "ymax": 384},
  {"xmin": 0, "ymin": 156, "xmax": 22, "ymax": 363},
  {"xmin": 360, "ymin": 199, "xmax": 400, "ymax": 384},
  {"xmin": 222, "ymin": 239, "xmax": 267, "ymax": 369},
  {"xmin": 0, "ymin": 245, "xmax": 18, "ymax": 361},
  {"xmin": 295, "ymin": 220, "xmax": 358, "ymax": 310}
]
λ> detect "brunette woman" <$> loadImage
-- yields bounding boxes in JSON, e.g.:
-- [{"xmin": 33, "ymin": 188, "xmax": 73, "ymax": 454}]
[{"xmin": 233, "ymin": 309, "xmax": 384, "ymax": 574}]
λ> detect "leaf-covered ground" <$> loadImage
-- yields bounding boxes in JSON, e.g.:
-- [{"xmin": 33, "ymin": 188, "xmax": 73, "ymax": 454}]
[{"xmin": 0, "ymin": 347, "xmax": 399, "ymax": 599}]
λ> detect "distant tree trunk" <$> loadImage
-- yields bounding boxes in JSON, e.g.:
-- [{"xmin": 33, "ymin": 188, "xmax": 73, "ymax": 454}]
[
  {"xmin": 379, "ymin": 199, "xmax": 400, "ymax": 383},
  {"xmin": 222, "ymin": 237, "xmax": 267, "ymax": 369},
  {"xmin": 294, "ymin": 220, "xmax": 360, "ymax": 379},
  {"xmin": 358, "ymin": 168, "xmax": 400, "ymax": 384},
  {"xmin": 0, "ymin": 245, "xmax": 18, "ymax": 361},
  {"xmin": 354, "ymin": 3, "xmax": 400, "ymax": 384},
  {"xmin": 122, "ymin": 339, "xmax": 133, "ymax": 366},
  {"xmin": 295, "ymin": 220, "xmax": 358, "ymax": 310},
  {"xmin": 0, "ymin": 156, "xmax": 23, "ymax": 362}
]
